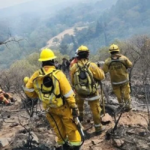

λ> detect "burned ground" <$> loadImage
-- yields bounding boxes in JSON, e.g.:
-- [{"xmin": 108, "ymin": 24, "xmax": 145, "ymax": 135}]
[{"xmin": 0, "ymin": 91, "xmax": 150, "ymax": 150}]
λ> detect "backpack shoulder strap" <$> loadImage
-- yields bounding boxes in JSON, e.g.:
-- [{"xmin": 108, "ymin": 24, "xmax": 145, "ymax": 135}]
[
  {"xmin": 75, "ymin": 62, "xmax": 82, "ymax": 72},
  {"xmin": 50, "ymin": 70, "xmax": 60, "ymax": 79},
  {"xmin": 34, "ymin": 68, "xmax": 59, "ymax": 83},
  {"xmin": 108, "ymin": 56, "xmax": 127, "ymax": 69},
  {"xmin": 39, "ymin": 68, "xmax": 45, "ymax": 75},
  {"xmin": 38, "ymin": 68, "xmax": 59, "ymax": 76},
  {"xmin": 49, "ymin": 70, "xmax": 62, "ymax": 98},
  {"xmin": 75, "ymin": 61, "xmax": 90, "ymax": 74},
  {"xmin": 86, "ymin": 61, "xmax": 91, "ymax": 68},
  {"xmin": 80, "ymin": 61, "xmax": 90, "ymax": 68},
  {"xmin": 39, "ymin": 68, "xmax": 44, "ymax": 74}
]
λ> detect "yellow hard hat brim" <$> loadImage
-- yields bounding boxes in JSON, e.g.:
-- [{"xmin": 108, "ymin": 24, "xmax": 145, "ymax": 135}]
[
  {"xmin": 38, "ymin": 56, "xmax": 57, "ymax": 61},
  {"xmin": 78, "ymin": 49, "xmax": 89, "ymax": 52}
]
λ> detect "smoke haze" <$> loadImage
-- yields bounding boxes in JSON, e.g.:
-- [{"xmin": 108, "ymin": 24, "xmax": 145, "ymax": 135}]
[{"xmin": 0, "ymin": 0, "xmax": 32, "ymax": 9}]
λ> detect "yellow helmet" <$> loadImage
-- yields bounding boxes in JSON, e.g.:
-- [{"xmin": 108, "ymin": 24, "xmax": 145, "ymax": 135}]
[
  {"xmin": 24, "ymin": 77, "xmax": 29, "ymax": 84},
  {"xmin": 78, "ymin": 45, "xmax": 89, "ymax": 52},
  {"xmin": 38, "ymin": 48, "xmax": 57, "ymax": 62},
  {"xmin": 109, "ymin": 44, "xmax": 120, "ymax": 53}
]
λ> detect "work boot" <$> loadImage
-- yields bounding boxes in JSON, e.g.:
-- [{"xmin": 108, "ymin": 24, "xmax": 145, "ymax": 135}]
[
  {"xmin": 124, "ymin": 101, "xmax": 132, "ymax": 112},
  {"xmin": 117, "ymin": 102, "xmax": 125, "ymax": 111},
  {"xmin": 63, "ymin": 143, "xmax": 71, "ymax": 150},
  {"xmin": 119, "ymin": 102, "xmax": 125, "ymax": 107},
  {"xmin": 73, "ymin": 146, "xmax": 81, "ymax": 150},
  {"xmin": 95, "ymin": 125, "xmax": 105, "ymax": 135},
  {"xmin": 124, "ymin": 105, "xmax": 132, "ymax": 112},
  {"xmin": 55, "ymin": 146, "xmax": 63, "ymax": 150}
]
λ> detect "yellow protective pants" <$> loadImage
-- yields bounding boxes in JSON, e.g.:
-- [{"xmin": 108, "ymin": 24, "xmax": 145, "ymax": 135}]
[
  {"xmin": 112, "ymin": 83, "xmax": 131, "ymax": 105},
  {"xmin": 76, "ymin": 94, "xmax": 102, "ymax": 132},
  {"xmin": 46, "ymin": 104, "xmax": 81, "ymax": 146}
]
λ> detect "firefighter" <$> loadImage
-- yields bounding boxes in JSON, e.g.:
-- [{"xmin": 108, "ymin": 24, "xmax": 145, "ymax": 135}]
[
  {"xmin": 102, "ymin": 44, "xmax": 132, "ymax": 111},
  {"xmin": 24, "ymin": 48, "xmax": 82, "ymax": 150},
  {"xmin": 70, "ymin": 45, "xmax": 105, "ymax": 135},
  {"xmin": 61, "ymin": 58, "xmax": 70, "ymax": 76}
]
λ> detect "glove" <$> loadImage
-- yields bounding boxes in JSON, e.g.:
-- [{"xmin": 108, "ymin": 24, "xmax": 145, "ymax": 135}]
[{"xmin": 72, "ymin": 107, "xmax": 80, "ymax": 118}]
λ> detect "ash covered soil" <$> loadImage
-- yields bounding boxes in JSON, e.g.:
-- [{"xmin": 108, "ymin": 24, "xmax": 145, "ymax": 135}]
[{"xmin": 0, "ymin": 93, "xmax": 150, "ymax": 150}]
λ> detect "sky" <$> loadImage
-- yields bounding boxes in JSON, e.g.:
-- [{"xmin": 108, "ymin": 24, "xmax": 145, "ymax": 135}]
[
  {"xmin": 0, "ymin": 0, "xmax": 99, "ymax": 9},
  {"xmin": 0, "ymin": 0, "xmax": 31, "ymax": 9},
  {"xmin": 0, "ymin": 0, "xmax": 88, "ymax": 9}
]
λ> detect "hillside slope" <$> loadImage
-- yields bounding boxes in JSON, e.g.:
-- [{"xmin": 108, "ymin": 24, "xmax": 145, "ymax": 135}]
[
  {"xmin": 44, "ymin": 26, "xmax": 87, "ymax": 48},
  {"xmin": 0, "ymin": 94, "xmax": 149, "ymax": 150},
  {"xmin": 59, "ymin": 0, "xmax": 150, "ymax": 52},
  {"xmin": 0, "ymin": 0, "xmax": 117, "ymax": 69}
]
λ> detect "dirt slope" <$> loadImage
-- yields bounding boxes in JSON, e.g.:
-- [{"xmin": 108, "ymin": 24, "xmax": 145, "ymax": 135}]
[
  {"xmin": 0, "ymin": 94, "xmax": 150, "ymax": 150},
  {"xmin": 43, "ymin": 26, "xmax": 86, "ymax": 49}
]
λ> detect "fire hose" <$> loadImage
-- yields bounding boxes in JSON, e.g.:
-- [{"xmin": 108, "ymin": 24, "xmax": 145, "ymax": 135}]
[{"xmin": 23, "ymin": 77, "xmax": 85, "ymax": 148}]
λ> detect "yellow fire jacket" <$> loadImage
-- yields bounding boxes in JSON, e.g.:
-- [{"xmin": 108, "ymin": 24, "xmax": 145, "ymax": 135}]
[
  {"xmin": 70, "ymin": 59, "xmax": 105, "ymax": 86},
  {"xmin": 102, "ymin": 54, "xmax": 132, "ymax": 85},
  {"xmin": 24, "ymin": 66, "xmax": 76, "ymax": 109}
]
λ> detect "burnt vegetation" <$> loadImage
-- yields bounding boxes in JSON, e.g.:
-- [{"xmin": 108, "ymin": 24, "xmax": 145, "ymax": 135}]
[{"xmin": 0, "ymin": 36, "xmax": 150, "ymax": 150}]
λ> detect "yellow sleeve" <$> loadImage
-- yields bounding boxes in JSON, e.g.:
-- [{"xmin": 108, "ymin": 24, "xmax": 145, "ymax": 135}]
[
  {"xmin": 57, "ymin": 71, "xmax": 76, "ymax": 108},
  {"xmin": 24, "ymin": 71, "xmax": 39, "ymax": 98},
  {"xmin": 125, "ymin": 57, "xmax": 132, "ymax": 68},
  {"xmin": 89, "ymin": 62, "xmax": 105, "ymax": 81},
  {"xmin": 102, "ymin": 59, "xmax": 109, "ymax": 73},
  {"xmin": 69, "ymin": 63, "xmax": 77, "ymax": 85}
]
